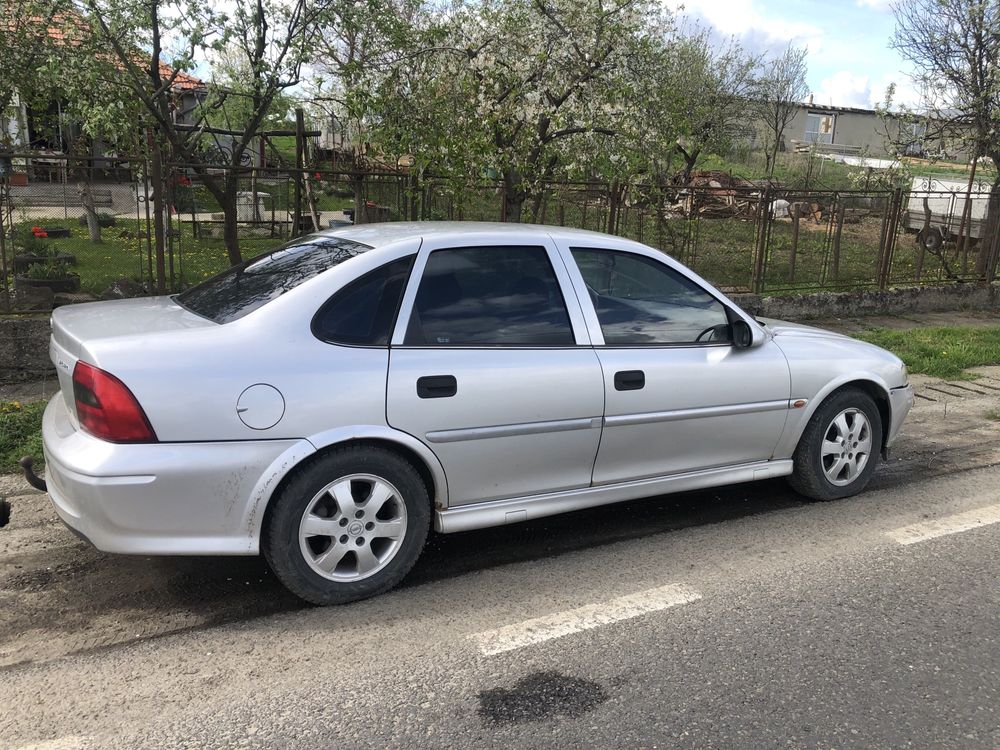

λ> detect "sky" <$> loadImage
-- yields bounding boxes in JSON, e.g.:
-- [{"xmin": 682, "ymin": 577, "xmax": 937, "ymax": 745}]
[{"xmin": 664, "ymin": 0, "xmax": 919, "ymax": 110}]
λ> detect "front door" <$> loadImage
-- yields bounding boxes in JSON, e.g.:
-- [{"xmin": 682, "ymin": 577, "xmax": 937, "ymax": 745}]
[
  {"xmin": 566, "ymin": 246, "xmax": 791, "ymax": 485},
  {"xmin": 387, "ymin": 238, "xmax": 604, "ymax": 505}
]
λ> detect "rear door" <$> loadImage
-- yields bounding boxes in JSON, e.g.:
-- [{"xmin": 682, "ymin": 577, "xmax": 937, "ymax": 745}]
[
  {"xmin": 386, "ymin": 235, "xmax": 604, "ymax": 506},
  {"xmin": 559, "ymin": 241, "xmax": 791, "ymax": 485}
]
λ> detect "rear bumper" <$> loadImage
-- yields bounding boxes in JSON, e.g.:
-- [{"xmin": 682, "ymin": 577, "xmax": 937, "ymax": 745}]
[
  {"xmin": 42, "ymin": 394, "xmax": 303, "ymax": 555},
  {"xmin": 886, "ymin": 384, "xmax": 914, "ymax": 448}
]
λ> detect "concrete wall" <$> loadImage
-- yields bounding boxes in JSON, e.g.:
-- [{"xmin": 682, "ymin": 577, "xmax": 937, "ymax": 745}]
[
  {"xmin": 785, "ymin": 107, "xmax": 887, "ymax": 155},
  {"xmin": 731, "ymin": 283, "xmax": 999, "ymax": 321},
  {"xmin": 780, "ymin": 105, "xmax": 970, "ymax": 162},
  {"xmin": 0, "ymin": 316, "xmax": 51, "ymax": 383}
]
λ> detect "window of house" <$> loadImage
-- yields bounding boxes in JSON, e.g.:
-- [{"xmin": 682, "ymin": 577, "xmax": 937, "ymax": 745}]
[
  {"xmin": 572, "ymin": 249, "xmax": 730, "ymax": 345},
  {"xmin": 904, "ymin": 121, "xmax": 928, "ymax": 156},
  {"xmin": 403, "ymin": 246, "xmax": 574, "ymax": 346},
  {"xmin": 804, "ymin": 112, "xmax": 835, "ymax": 144}
]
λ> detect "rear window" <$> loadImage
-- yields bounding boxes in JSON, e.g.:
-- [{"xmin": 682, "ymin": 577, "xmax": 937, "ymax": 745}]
[{"xmin": 176, "ymin": 236, "xmax": 371, "ymax": 323}]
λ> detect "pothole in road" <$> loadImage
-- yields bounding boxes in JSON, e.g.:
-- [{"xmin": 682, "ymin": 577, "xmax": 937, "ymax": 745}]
[{"xmin": 477, "ymin": 670, "xmax": 608, "ymax": 725}]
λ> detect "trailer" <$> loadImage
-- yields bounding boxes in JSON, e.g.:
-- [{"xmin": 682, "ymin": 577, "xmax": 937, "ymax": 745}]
[{"xmin": 901, "ymin": 176, "xmax": 993, "ymax": 251}]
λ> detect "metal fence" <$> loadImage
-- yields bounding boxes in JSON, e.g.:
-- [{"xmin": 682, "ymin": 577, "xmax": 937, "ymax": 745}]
[
  {"xmin": 403, "ymin": 177, "xmax": 1000, "ymax": 293},
  {"xmin": 2, "ymin": 154, "xmax": 998, "ymax": 313}
]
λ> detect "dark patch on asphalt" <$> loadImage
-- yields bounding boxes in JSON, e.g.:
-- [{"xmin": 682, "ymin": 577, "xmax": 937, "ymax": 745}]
[{"xmin": 477, "ymin": 671, "xmax": 608, "ymax": 725}]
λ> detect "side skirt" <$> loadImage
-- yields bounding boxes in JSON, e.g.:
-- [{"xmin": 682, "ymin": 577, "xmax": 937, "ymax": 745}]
[{"xmin": 434, "ymin": 459, "xmax": 794, "ymax": 533}]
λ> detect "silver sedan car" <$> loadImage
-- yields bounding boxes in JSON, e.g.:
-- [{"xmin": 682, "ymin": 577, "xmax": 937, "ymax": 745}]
[{"xmin": 42, "ymin": 223, "xmax": 913, "ymax": 603}]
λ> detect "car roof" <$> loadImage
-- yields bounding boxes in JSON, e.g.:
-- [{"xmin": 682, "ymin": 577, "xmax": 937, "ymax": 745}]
[{"xmin": 308, "ymin": 221, "xmax": 621, "ymax": 249}]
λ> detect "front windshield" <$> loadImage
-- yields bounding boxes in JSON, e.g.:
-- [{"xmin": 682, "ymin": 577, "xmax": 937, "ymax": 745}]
[{"xmin": 176, "ymin": 236, "xmax": 370, "ymax": 323}]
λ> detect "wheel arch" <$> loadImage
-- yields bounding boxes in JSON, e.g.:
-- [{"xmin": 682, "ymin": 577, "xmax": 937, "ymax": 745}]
[
  {"xmin": 782, "ymin": 376, "xmax": 892, "ymax": 459},
  {"xmin": 242, "ymin": 427, "xmax": 448, "ymax": 552}
]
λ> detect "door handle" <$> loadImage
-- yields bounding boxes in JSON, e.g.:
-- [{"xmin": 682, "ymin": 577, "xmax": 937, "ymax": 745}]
[
  {"xmin": 614, "ymin": 370, "xmax": 645, "ymax": 391},
  {"xmin": 417, "ymin": 375, "xmax": 457, "ymax": 399}
]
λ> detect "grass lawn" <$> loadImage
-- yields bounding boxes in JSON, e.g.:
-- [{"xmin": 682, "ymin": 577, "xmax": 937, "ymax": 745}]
[
  {"xmin": 0, "ymin": 400, "xmax": 45, "ymax": 475},
  {"xmin": 854, "ymin": 325, "xmax": 1000, "ymax": 380},
  {"xmin": 11, "ymin": 220, "xmax": 286, "ymax": 295}
]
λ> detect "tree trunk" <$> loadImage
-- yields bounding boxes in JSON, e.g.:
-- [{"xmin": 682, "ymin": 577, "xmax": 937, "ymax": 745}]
[
  {"xmin": 408, "ymin": 172, "xmax": 419, "ymax": 221},
  {"xmin": 766, "ymin": 141, "xmax": 779, "ymax": 179},
  {"xmin": 606, "ymin": 180, "xmax": 620, "ymax": 234},
  {"xmin": 353, "ymin": 174, "xmax": 365, "ymax": 225},
  {"xmin": 502, "ymin": 168, "xmax": 525, "ymax": 223},
  {"xmin": 79, "ymin": 183, "xmax": 102, "ymax": 244},
  {"xmin": 676, "ymin": 144, "xmax": 701, "ymax": 185},
  {"xmin": 976, "ymin": 175, "xmax": 1000, "ymax": 280},
  {"xmin": 529, "ymin": 189, "xmax": 546, "ymax": 223},
  {"xmin": 221, "ymin": 192, "xmax": 240, "ymax": 267},
  {"xmin": 149, "ymin": 138, "xmax": 167, "ymax": 294},
  {"xmin": 197, "ymin": 171, "xmax": 243, "ymax": 266}
]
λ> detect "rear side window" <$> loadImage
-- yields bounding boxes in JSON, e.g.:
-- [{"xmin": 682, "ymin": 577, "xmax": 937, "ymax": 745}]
[
  {"xmin": 312, "ymin": 256, "xmax": 415, "ymax": 346},
  {"xmin": 404, "ymin": 245, "xmax": 574, "ymax": 346},
  {"xmin": 177, "ymin": 236, "xmax": 370, "ymax": 323}
]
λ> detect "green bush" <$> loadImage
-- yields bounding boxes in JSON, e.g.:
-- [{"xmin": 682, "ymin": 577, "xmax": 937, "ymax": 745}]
[
  {"xmin": 16, "ymin": 229, "xmax": 47, "ymax": 255},
  {"xmin": 0, "ymin": 400, "xmax": 46, "ymax": 475},
  {"xmin": 22, "ymin": 257, "xmax": 74, "ymax": 279}
]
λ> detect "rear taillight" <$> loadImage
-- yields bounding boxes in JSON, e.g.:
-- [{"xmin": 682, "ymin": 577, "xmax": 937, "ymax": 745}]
[{"xmin": 72, "ymin": 361, "xmax": 157, "ymax": 443}]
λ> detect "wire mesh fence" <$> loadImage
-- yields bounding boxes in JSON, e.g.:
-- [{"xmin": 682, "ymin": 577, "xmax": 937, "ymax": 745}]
[
  {"xmin": 1, "ymin": 154, "xmax": 998, "ymax": 313},
  {"xmin": 0, "ymin": 155, "xmax": 154, "ymax": 307}
]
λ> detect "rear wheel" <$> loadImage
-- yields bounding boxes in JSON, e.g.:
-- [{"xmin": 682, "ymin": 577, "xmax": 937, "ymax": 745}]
[
  {"xmin": 789, "ymin": 388, "xmax": 883, "ymax": 501},
  {"xmin": 263, "ymin": 446, "xmax": 430, "ymax": 604}
]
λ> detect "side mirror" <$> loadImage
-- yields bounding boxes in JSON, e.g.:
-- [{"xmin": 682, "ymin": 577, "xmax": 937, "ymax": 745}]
[{"xmin": 731, "ymin": 319, "xmax": 754, "ymax": 349}]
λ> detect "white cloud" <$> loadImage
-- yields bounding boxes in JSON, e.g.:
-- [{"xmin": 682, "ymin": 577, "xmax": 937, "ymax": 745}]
[
  {"xmin": 663, "ymin": 0, "xmax": 824, "ymax": 50},
  {"xmin": 855, "ymin": 0, "xmax": 893, "ymax": 9},
  {"xmin": 811, "ymin": 70, "xmax": 922, "ymax": 110},
  {"xmin": 812, "ymin": 71, "xmax": 876, "ymax": 108}
]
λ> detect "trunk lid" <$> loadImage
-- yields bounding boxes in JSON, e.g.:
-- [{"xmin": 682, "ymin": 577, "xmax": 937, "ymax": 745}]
[{"xmin": 49, "ymin": 297, "xmax": 216, "ymax": 421}]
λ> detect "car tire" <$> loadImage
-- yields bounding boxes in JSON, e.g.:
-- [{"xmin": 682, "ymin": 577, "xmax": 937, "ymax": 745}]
[
  {"xmin": 919, "ymin": 228, "xmax": 943, "ymax": 252},
  {"xmin": 263, "ymin": 445, "xmax": 430, "ymax": 605},
  {"xmin": 789, "ymin": 388, "xmax": 883, "ymax": 501}
]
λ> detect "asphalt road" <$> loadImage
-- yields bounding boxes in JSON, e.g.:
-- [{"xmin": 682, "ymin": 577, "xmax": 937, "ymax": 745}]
[{"xmin": 2, "ymin": 367, "xmax": 1000, "ymax": 749}]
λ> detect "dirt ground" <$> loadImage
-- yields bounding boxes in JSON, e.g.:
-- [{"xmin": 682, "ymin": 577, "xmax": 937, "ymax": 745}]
[{"xmin": 1, "ymin": 359, "xmax": 999, "ymax": 670}]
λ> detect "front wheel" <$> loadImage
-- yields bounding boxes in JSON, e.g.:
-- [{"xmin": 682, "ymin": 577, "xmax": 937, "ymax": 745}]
[
  {"xmin": 789, "ymin": 388, "xmax": 883, "ymax": 501},
  {"xmin": 263, "ymin": 446, "xmax": 430, "ymax": 605}
]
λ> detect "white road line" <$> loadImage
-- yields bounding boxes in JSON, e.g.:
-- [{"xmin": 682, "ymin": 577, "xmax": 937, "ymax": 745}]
[
  {"xmin": 886, "ymin": 503, "xmax": 1000, "ymax": 546},
  {"xmin": 469, "ymin": 583, "xmax": 702, "ymax": 656},
  {"xmin": 13, "ymin": 738, "xmax": 89, "ymax": 750}
]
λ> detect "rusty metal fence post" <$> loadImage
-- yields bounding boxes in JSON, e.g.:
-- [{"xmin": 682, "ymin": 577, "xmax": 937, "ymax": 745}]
[
  {"xmin": 788, "ymin": 203, "xmax": 800, "ymax": 284},
  {"xmin": 832, "ymin": 202, "xmax": 845, "ymax": 281},
  {"xmin": 751, "ymin": 187, "xmax": 772, "ymax": 294}
]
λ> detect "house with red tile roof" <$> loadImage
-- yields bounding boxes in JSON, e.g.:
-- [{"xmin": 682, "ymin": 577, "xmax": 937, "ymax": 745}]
[{"xmin": 1, "ymin": 11, "xmax": 207, "ymax": 163}]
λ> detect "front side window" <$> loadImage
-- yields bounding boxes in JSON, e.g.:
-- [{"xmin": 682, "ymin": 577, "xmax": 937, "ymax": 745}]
[
  {"xmin": 177, "ymin": 236, "xmax": 370, "ymax": 323},
  {"xmin": 572, "ymin": 249, "xmax": 730, "ymax": 345},
  {"xmin": 312, "ymin": 255, "xmax": 414, "ymax": 346},
  {"xmin": 404, "ymin": 245, "xmax": 574, "ymax": 346}
]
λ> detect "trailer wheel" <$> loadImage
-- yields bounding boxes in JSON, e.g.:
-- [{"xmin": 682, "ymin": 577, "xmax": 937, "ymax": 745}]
[{"xmin": 919, "ymin": 228, "xmax": 943, "ymax": 252}]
